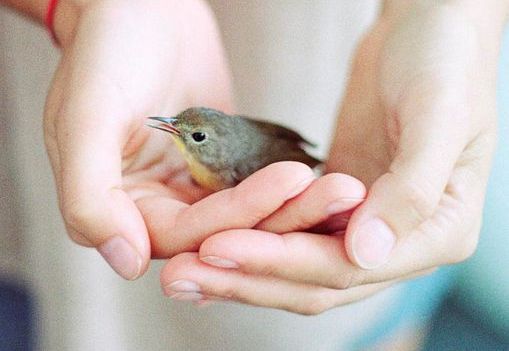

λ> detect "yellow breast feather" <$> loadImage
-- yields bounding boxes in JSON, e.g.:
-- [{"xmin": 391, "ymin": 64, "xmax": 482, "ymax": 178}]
[{"xmin": 171, "ymin": 136, "xmax": 225, "ymax": 191}]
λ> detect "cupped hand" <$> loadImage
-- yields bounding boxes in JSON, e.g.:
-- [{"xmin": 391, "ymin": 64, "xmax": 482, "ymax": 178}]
[
  {"xmin": 160, "ymin": 2, "xmax": 504, "ymax": 314},
  {"xmin": 44, "ymin": 0, "xmax": 233, "ymax": 279},
  {"xmin": 328, "ymin": 2, "xmax": 501, "ymax": 272},
  {"xmin": 160, "ymin": 169, "xmax": 370, "ymax": 313}
]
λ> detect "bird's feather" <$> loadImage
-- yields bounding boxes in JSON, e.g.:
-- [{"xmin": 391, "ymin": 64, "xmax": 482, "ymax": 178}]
[{"xmin": 242, "ymin": 117, "xmax": 317, "ymax": 147}]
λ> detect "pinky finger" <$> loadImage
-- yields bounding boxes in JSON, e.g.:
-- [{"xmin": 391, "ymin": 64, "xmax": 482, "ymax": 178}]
[{"xmin": 160, "ymin": 253, "xmax": 397, "ymax": 315}]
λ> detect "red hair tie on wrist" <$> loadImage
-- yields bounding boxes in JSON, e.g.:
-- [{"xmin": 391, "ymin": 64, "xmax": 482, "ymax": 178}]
[{"xmin": 45, "ymin": 0, "xmax": 59, "ymax": 44}]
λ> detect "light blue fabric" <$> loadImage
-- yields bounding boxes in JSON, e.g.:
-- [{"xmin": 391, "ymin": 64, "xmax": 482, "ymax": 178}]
[
  {"xmin": 349, "ymin": 268, "xmax": 456, "ymax": 350},
  {"xmin": 454, "ymin": 26, "xmax": 509, "ymax": 339}
]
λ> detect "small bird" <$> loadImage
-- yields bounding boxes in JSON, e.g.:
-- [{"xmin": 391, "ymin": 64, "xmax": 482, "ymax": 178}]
[{"xmin": 146, "ymin": 107, "xmax": 321, "ymax": 191}]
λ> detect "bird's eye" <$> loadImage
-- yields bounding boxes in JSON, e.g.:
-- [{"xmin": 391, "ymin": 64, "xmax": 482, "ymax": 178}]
[{"xmin": 191, "ymin": 132, "xmax": 207, "ymax": 143}]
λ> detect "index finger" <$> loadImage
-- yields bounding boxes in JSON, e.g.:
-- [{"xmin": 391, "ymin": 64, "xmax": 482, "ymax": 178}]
[
  {"xmin": 255, "ymin": 173, "xmax": 365, "ymax": 233},
  {"xmin": 147, "ymin": 161, "xmax": 315, "ymax": 257}
]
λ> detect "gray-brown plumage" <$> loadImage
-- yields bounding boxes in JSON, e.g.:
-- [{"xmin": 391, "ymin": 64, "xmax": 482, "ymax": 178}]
[{"xmin": 147, "ymin": 107, "xmax": 321, "ymax": 191}]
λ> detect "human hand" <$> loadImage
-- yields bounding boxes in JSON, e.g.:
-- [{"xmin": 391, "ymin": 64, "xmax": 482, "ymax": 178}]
[
  {"xmin": 160, "ymin": 168, "xmax": 372, "ymax": 312},
  {"xmin": 327, "ymin": 0, "xmax": 505, "ymax": 272},
  {"xmin": 159, "ymin": 1, "xmax": 507, "ymax": 314},
  {"xmin": 43, "ymin": 0, "xmax": 233, "ymax": 280}
]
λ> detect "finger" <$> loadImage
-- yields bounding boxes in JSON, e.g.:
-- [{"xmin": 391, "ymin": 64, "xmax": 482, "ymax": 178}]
[
  {"xmin": 151, "ymin": 161, "xmax": 315, "ymax": 257},
  {"xmin": 256, "ymin": 173, "xmax": 365, "ymax": 233},
  {"xmin": 134, "ymin": 194, "xmax": 189, "ymax": 258},
  {"xmin": 160, "ymin": 253, "xmax": 392, "ymax": 315},
  {"xmin": 199, "ymin": 229, "xmax": 435, "ymax": 289},
  {"xmin": 50, "ymin": 82, "xmax": 150, "ymax": 280},
  {"xmin": 344, "ymin": 87, "xmax": 473, "ymax": 270},
  {"xmin": 396, "ymin": 132, "xmax": 495, "ymax": 268}
]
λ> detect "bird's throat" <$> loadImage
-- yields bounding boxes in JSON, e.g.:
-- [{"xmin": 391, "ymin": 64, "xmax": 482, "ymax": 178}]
[{"xmin": 170, "ymin": 135, "xmax": 226, "ymax": 191}]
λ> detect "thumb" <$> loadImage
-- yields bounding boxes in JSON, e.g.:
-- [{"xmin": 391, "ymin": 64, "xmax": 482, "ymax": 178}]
[
  {"xmin": 46, "ymin": 82, "xmax": 150, "ymax": 280},
  {"xmin": 345, "ymin": 96, "xmax": 469, "ymax": 270}
]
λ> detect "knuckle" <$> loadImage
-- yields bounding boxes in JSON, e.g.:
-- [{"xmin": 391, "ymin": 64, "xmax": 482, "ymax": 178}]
[
  {"xmin": 207, "ymin": 278, "xmax": 241, "ymax": 301},
  {"xmin": 61, "ymin": 199, "xmax": 94, "ymax": 232},
  {"xmin": 64, "ymin": 225, "xmax": 94, "ymax": 247},
  {"xmin": 257, "ymin": 261, "xmax": 278, "ymax": 277},
  {"xmin": 220, "ymin": 286, "xmax": 243, "ymax": 302},
  {"xmin": 393, "ymin": 175, "xmax": 437, "ymax": 223},
  {"xmin": 67, "ymin": 234, "xmax": 86, "ymax": 246},
  {"xmin": 227, "ymin": 187, "xmax": 267, "ymax": 224}
]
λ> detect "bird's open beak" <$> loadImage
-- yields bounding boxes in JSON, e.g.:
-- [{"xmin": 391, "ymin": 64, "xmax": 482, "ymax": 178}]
[{"xmin": 145, "ymin": 117, "xmax": 181, "ymax": 135}]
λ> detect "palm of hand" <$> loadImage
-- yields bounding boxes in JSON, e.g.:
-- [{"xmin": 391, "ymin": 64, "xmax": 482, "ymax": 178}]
[
  {"xmin": 328, "ymin": 4, "xmax": 497, "ymax": 270},
  {"xmin": 44, "ymin": 0, "xmax": 233, "ymax": 275},
  {"xmin": 158, "ymin": 6, "xmax": 498, "ymax": 314}
]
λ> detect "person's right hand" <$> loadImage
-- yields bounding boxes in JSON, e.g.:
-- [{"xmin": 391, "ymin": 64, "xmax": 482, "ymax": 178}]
[{"xmin": 43, "ymin": 0, "xmax": 233, "ymax": 280}]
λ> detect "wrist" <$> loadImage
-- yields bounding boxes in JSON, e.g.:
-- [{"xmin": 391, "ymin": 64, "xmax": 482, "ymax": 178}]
[
  {"xmin": 52, "ymin": 0, "xmax": 93, "ymax": 47},
  {"xmin": 380, "ymin": 0, "xmax": 508, "ymax": 61},
  {"xmin": 382, "ymin": 0, "xmax": 509, "ymax": 31},
  {"xmin": 0, "ymin": 0, "xmax": 88, "ymax": 47}
]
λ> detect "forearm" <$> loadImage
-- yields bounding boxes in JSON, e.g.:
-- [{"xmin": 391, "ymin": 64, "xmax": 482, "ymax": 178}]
[
  {"xmin": 1, "ymin": 0, "xmax": 85, "ymax": 46},
  {"xmin": 382, "ymin": 0, "xmax": 509, "ymax": 31},
  {"xmin": 380, "ymin": 0, "xmax": 509, "ymax": 79}
]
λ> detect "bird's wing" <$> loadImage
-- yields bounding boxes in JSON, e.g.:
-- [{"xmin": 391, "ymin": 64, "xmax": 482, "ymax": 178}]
[
  {"xmin": 242, "ymin": 117, "xmax": 317, "ymax": 147},
  {"xmin": 287, "ymin": 149, "xmax": 322, "ymax": 169}
]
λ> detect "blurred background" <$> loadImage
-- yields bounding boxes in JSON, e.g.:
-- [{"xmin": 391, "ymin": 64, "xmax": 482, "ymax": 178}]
[{"xmin": 0, "ymin": 1, "xmax": 508, "ymax": 350}]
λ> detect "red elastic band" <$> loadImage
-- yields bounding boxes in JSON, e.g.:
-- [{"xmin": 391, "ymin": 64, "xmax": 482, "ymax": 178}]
[{"xmin": 45, "ymin": 0, "xmax": 59, "ymax": 44}]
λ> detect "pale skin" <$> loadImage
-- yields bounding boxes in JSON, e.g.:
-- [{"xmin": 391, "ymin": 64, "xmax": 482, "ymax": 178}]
[
  {"xmin": 161, "ymin": 0, "xmax": 507, "ymax": 312},
  {"xmin": 2, "ymin": 0, "xmax": 508, "ymax": 348}
]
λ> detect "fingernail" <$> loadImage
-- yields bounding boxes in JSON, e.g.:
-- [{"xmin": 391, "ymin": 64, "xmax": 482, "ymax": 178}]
[
  {"xmin": 165, "ymin": 280, "xmax": 201, "ymax": 294},
  {"xmin": 98, "ymin": 236, "xmax": 142, "ymax": 280},
  {"xmin": 200, "ymin": 256, "xmax": 239, "ymax": 269},
  {"xmin": 352, "ymin": 218, "xmax": 396, "ymax": 269},
  {"xmin": 286, "ymin": 176, "xmax": 316, "ymax": 200},
  {"xmin": 169, "ymin": 292, "xmax": 203, "ymax": 302},
  {"xmin": 326, "ymin": 198, "xmax": 364, "ymax": 215}
]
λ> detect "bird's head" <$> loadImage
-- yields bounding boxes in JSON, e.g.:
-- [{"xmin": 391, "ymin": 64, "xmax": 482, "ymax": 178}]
[{"xmin": 146, "ymin": 107, "xmax": 233, "ymax": 167}]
